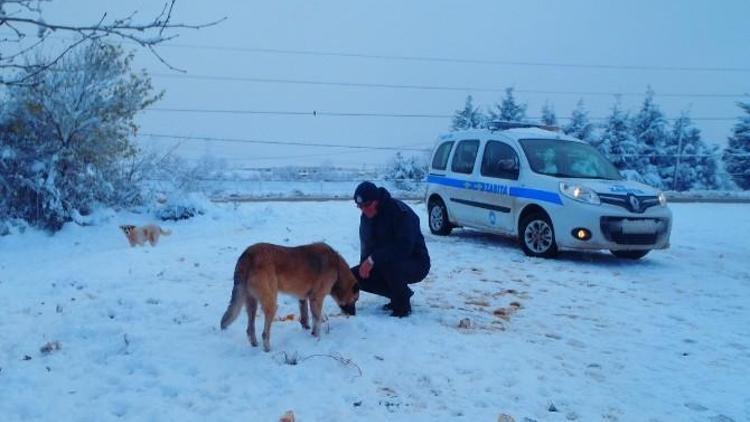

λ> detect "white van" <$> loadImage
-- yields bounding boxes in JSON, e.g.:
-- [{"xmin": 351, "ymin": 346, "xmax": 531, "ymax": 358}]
[{"xmin": 425, "ymin": 122, "xmax": 672, "ymax": 259}]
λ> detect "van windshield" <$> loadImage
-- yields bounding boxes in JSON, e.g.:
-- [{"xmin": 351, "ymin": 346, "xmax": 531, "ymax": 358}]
[{"xmin": 519, "ymin": 138, "xmax": 622, "ymax": 180}]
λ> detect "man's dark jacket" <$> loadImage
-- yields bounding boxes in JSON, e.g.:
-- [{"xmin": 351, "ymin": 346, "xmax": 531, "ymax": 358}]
[{"xmin": 359, "ymin": 187, "xmax": 430, "ymax": 272}]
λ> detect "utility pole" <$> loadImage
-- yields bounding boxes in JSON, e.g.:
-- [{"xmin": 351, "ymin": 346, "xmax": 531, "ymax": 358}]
[{"xmin": 672, "ymin": 129, "xmax": 684, "ymax": 191}]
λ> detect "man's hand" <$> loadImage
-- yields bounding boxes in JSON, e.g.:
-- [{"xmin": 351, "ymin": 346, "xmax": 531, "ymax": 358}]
[{"xmin": 359, "ymin": 256, "xmax": 374, "ymax": 279}]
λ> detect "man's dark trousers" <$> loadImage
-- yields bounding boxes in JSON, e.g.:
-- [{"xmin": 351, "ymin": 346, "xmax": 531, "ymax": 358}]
[{"xmin": 351, "ymin": 257, "xmax": 429, "ymax": 311}]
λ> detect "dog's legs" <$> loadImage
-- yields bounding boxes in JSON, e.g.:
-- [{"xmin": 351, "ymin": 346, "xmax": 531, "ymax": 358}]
[
  {"xmin": 309, "ymin": 293, "xmax": 325, "ymax": 337},
  {"xmin": 299, "ymin": 299, "xmax": 310, "ymax": 330},
  {"xmin": 260, "ymin": 293, "xmax": 278, "ymax": 352},
  {"xmin": 245, "ymin": 295, "xmax": 259, "ymax": 347}
]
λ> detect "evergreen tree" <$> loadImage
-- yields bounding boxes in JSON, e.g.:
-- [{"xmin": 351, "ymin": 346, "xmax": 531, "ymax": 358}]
[
  {"xmin": 540, "ymin": 101, "xmax": 558, "ymax": 126},
  {"xmin": 599, "ymin": 99, "xmax": 640, "ymax": 172},
  {"xmin": 488, "ymin": 87, "xmax": 527, "ymax": 122},
  {"xmin": 723, "ymin": 102, "xmax": 750, "ymax": 190},
  {"xmin": 451, "ymin": 95, "xmax": 485, "ymax": 130},
  {"xmin": 562, "ymin": 99, "xmax": 594, "ymax": 143},
  {"xmin": 385, "ymin": 152, "xmax": 428, "ymax": 191},
  {"xmin": 631, "ymin": 88, "xmax": 669, "ymax": 187},
  {"xmin": 664, "ymin": 113, "xmax": 720, "ymax": 191},
  {"xmin": 0, "ymin": 41, "xmax": 162, "ymax": 231}
]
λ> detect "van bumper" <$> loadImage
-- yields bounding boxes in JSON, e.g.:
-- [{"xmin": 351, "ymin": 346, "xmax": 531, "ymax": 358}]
[{"xmin": 552, "ymin": 202, "xmax": 672, "ymax": 251}]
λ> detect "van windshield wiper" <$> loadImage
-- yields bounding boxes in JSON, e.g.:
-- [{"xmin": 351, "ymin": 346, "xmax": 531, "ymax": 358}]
[
  {"xmin": 582, "ymin": 176, "xmax": 620, "ymax": 180},
  {"xmin": 545, "ymin": 172, "xmax": 579, "ymax": 178},
  {"xmin": 545, "ymin": 173, "xmax": 618, "ymax": 180}
]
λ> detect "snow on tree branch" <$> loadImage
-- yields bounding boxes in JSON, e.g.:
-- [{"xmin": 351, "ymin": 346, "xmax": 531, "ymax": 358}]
[{"xmin": 0, "ymin": 0, "xmax": 226, "ymax": 85}]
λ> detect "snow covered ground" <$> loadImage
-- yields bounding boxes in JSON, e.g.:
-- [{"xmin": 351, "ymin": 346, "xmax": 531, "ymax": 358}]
[{"xmin": 1, "ymin": 201, "xmax": 749, "ymax": 421}]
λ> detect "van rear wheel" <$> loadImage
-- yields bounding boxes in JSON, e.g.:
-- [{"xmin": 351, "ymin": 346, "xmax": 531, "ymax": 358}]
[
  {"xmin": 428, "ymin": 199, "xmax": 452, "ymax": 236},
  {"xmin": 519, "ymin": 212, "xmax": 558, "ymax": 258}
]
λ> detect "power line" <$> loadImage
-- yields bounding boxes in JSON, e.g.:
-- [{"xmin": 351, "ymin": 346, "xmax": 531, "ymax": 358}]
[
  {"xmin": 139, "ymin": 133, "xmax": 750, "ymax": 158},
  {"xmin": 156, "ymin": 148, "xmax": 381, "ymax": 162},
  {"xmin": 148, "ymin": 107, "xmax": 451, "ymax": 119},
  {"xmin": 155, "ymin": 42, "xmax": 750, "ymax": 74},
  {"xmin": 146, "ymin": 107, "xmax": 740, "ymax": 122},
  {"xmin": 139, "ymin": 133, "xmax": 431, "ymax": 152},
  {"xmin": 150, "ymin": 73, "xmax": 748, "ymax": 99},
  {"xmin": 50, "ymin": 35, "xmax": 750, "ymax": 74},
  {"xmin": 187, "ymin": 142, "xmax": 427, "ymax": 162}
]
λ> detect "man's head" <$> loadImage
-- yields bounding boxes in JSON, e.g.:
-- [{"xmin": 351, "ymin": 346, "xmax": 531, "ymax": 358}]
[{"xmin": 354, "ymin": 181, "xmax": 380, "ymax": 218}]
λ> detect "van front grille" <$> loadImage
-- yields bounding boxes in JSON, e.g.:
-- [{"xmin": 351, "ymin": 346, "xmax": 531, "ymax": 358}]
[
  {"xmin": 600, "ymin": 217, "xmax": 669, "ymax": 245},
  {"xmin": 598, "ymin": 194, "xmax": 660, "ymax": 214}
]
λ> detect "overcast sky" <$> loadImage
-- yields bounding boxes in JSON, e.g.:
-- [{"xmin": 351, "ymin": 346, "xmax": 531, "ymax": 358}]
[{"xmin": 47, "ymin": 0, "xmax": 750, "ymax": 168}]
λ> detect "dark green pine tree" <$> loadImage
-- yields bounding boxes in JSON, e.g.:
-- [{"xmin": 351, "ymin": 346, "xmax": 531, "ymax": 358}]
[
  {"xmin": 488, "ymin": 87, "xmax": 527, "ymax": 122},
  {"xmin": 451, "ymin": 95, "xmax": 485, "ymax": 130},
  {"xmin": 723, "ymin": 101, "xmax": 750, "ymax": 189}
]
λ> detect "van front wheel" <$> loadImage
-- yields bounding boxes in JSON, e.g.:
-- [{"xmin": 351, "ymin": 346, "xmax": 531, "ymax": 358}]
[
  {"xmin": 428, "ymin": 199, "xmax": 452, "ymax": 236},
  {"xmin": 519, "ymin": 212, "xmax": 558, "ymax": 258}
]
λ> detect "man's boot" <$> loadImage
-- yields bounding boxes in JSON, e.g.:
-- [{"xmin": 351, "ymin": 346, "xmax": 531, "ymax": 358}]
[
  {"xmin": 389, "ymin": 292, "xmax": 412, "ymax": 317},
  {"xmin": 382, "ymin": 289, "xmax": 413, "ymax": 312},
  {"xmin": 390, "ymin": 301, "xmax": 411, "ymax": 317}
]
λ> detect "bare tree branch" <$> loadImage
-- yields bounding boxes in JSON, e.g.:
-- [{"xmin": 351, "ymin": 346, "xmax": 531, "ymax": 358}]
[
  {"xmin": 10, "ymin": 34, "xmax": 96, "ymax": 86},
  {"xmin": 0, "ymin": 0, "xmax": 226, "ymax": 85}
]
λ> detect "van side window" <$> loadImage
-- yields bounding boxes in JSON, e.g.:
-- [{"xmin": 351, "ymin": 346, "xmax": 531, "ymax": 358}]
[
  {"xmin": 431, "ymin": 141, "xmax": 454, "ymax": 170},
  {"xmin": 451, "ymin": 140, "xmax": 480, "ymax": 174},
  {"xmin": 481, "ymin": 141, "xmax": 520, "ymax": 180}
]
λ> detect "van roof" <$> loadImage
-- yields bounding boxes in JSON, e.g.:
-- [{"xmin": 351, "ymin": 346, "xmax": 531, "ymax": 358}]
[
  {"xmin": 485, "ymin": 120, "xmax": 558, "ymax": 131},
  {"xmin": 437, "ymin": 126, "xmax": 582, "ymax": 144}
]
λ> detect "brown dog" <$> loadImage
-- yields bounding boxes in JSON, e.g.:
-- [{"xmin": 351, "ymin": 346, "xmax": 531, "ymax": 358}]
[
  {"xmin": 119, "ymin": 224, "xmax": 172, "ymax": 247},
  {"xmin": 220, "ymin": 242, "xmax": 360, "ymax": 352}
]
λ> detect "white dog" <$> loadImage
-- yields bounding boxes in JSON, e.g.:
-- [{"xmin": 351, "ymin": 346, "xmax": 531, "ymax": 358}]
[{"xmin": 119, "ymin": 224, "xmax": 171, "ymax": 247}]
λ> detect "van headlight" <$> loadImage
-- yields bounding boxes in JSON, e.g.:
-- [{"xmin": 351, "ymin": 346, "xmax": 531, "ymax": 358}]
[
  {"xmin": 559, "ymin": 182, "xmax": 600, "ymax": 205},
  {"xmin": 658, "ymin": 191, "xmax": 667, "ymax": 206}
]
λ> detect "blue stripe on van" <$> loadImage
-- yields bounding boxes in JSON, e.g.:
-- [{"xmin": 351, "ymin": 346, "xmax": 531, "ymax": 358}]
[
  {"xmin": 426, "ymin": 174, "xmax": 467, "ymax": 188},
  {"xmin": 427, "ymin": 174, "xmax": 563, "ymax": 206},
  {"xmin": 509, "ymin": 187, "xmax": 563, "ymax": 205}
]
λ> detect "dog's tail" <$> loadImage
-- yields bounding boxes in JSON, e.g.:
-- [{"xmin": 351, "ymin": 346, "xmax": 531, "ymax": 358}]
[
  {"xmin": 220, "ymin": 283, "xmax": 246, "ymax": 329},
  {"xmin": 220, "ymin": 254, "xmax": 250, "ymax": 329},
  {"xmin": 160, "ymin": 228, "xmax": 172, "ymax": 236}
]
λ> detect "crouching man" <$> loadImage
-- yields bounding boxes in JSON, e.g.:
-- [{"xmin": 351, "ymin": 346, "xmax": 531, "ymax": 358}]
[{"xmin": 350, "ymin": 181, "xmax": 431, "ymax": 317}]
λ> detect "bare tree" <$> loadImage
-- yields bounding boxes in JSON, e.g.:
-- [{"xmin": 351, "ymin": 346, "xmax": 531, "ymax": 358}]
[{"xmin": 0, "ymin": 0, "xmax": 225, "ymax": 85}]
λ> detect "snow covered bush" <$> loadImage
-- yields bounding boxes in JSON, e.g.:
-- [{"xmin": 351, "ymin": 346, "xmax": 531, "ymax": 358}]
[
  {"xmin": 118, "ymin": 149, "xmax": 223, "ymax": 220},
  {"xmin": 0, "ymin": 41, "xmax": 162, "ymax": 231},
  {"xmin": 153, "ymin": 195, "xmax": 206, "ymax": 221},
  {"xmin": 384, "ymin": 152, "xmax": 428, "ymax": 191},
  {"xmin": 143, "ymin": 151, "xmax": 226, "ymax": 194}
]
